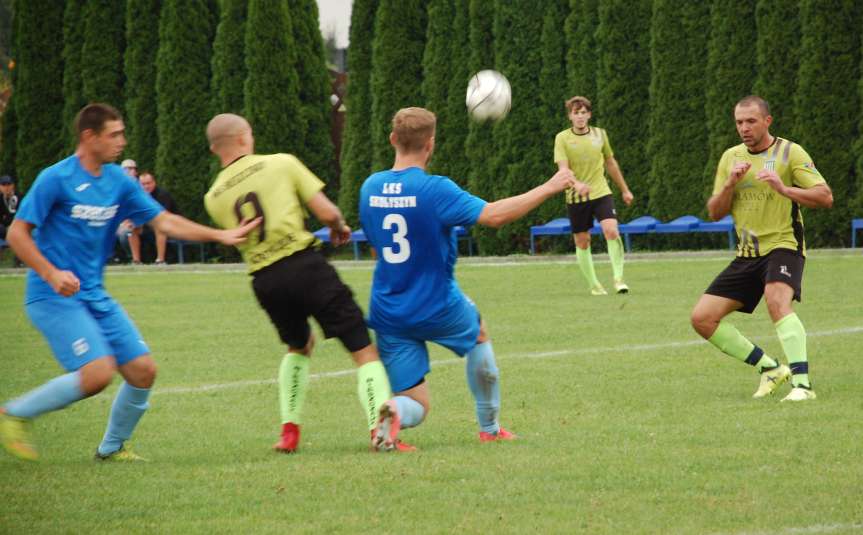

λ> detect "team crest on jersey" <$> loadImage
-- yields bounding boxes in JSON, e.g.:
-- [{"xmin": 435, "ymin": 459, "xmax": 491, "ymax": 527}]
[
  {"xmin": 804, "ymin": 161, "xmax": 818, "ymax": 173},
  {"xmin": 72, "ymin": 337, "xmax": 90, "ymax": 357},
  {"xmin": 764, "ymin": 160, "xmax": 775, "ymax": 171}
]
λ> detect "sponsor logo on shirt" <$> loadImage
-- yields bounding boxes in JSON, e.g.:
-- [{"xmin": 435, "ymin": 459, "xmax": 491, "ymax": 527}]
[
  {"xmin": 369, "ymin": 196, "xmax": 417, "ymax": 208},
  {"xmin": 70, "ymin": 204, "xmax": 119, "ymax": 227}
]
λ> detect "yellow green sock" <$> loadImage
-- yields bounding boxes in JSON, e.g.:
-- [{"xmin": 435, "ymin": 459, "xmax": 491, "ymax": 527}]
[
  {"xmin": 775, "ymin": 313, "xmax": 809, "ymax": 388},
  {"xmin": 576, "ymin": 246, "xmax": 601, "ymax": 289},
  {"xmin": 357, "ymin": 360, "xmax": 393, "ymax": 430},
  {"xmin": 708, "ymin": 321, "xmax": 778, "ymax": 372},
  {"xmin": 607, "ymin": 237, "xmax": 625, "ymax": 281},
  {"xmin": 279, "ymin": 353, "xmax": 309, "ymax": 424}
]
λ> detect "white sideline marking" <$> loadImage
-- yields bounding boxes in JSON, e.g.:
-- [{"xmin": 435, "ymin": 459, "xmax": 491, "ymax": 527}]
[
  {"xmin": 714, "ymin": 522, "xmax": 863, "ymax": 535},
  {"xmin": 154, "ymin": 325, "xmax": 863, "ymax": 396}
]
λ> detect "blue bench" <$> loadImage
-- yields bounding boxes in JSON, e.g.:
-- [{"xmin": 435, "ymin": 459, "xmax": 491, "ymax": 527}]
[
  {"xmin": 529, "ymin": 214, "xmax": 736, "ymax": 254},
  {"xmin": 852, "ymin": 218, "xmax": 863, "ymax": 248},
  {"xmin": 315, "ymin": 225, "xmax": 473, "ymax": 259},
  {"xmin": 166, "ymin": 239, "xmax": 206, "ymax": 264}
]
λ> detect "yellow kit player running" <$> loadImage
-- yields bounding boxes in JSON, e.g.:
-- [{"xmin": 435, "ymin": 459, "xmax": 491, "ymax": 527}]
[
  {"xmin": 204, "ymin": 114, "xmax": 402, "ymax": 453},
  {"xmin": 690, "ymin": 96, "xmax": 833, "ymax": 401},
  {"xmin": 554, "ymin": 96, "xmax": 633, "ymax": 295}
]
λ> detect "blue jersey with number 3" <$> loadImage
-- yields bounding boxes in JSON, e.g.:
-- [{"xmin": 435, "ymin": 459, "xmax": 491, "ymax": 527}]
[
  {"xmin": 359, "ymin": 167, "xmax": 486, "ymax": 333},
  {"xmin": 15, "ymin": 155, "xmax": 163, "ymax": 303}
]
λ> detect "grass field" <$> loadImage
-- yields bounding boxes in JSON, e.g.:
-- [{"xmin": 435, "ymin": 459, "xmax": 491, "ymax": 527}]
[{"xmin": 1, "ymin": 251, "xmax": 862, "ymax": 534}]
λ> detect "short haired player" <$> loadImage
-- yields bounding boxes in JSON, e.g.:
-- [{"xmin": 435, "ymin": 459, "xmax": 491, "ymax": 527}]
[
  {"xmin": 0, "ymin": 103, "xmax": 259, "ymax": 462},
  {"xmin": 554, "ymin": 96, "xmax": 633, "ymax": 295},
  {"xmin": 360, "ymin": 107, "xmax": 576, "ymax": 447},
  {"xmin": 205, "ymin": 113, "xmax": 399, "ymax": 453},
  {"xmin": 690, "ymin": 96, "xmax": 833, "ymax": 401}
]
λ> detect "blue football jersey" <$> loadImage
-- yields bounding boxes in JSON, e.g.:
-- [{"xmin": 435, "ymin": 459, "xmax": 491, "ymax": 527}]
[
  {"xmin": 16, "ymin": 155, "xmax": 163, "ymax": 303},
  {"xmin": 359, "ymin": 167, "xmax": 486, "ymax": 333}
]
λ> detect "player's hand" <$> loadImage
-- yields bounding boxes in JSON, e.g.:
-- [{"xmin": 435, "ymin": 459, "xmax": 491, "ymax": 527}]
[
  {"xmin": 574, "ymin": 180, "xmax": 591, "ymax": 198},
  {"xmin": 728, "ymin": 162, "xmax": 751, "ymax": 186},
  {"xmin": 621, "ymin": 190, "xmax": 634, "ymax": 206},
  {"xmin": 755, "ymin": 169, "xmax": 787, "ymax": 194},
  {"xmin": 120, "ymin": 219, "xmax": 134, "ymax": 232},
  {"xmin": 330, "ymin": 224, "xmax": 352, "ymax": 246},
  {"xmin": 547, "ymin": 168, "xmax": 577, "ymax": 193},
  {"xmin": 48, "ymin": 269, "xmax": 80, "ymax": 297},
  {"xmin": 220, "ymin": 217, "xmax": 262, "ymax": 245}
]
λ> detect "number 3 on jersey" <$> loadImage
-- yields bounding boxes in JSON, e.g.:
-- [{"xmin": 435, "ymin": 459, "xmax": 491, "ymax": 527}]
[{"xmin": 382, "ymin": 213, "xmax": 410, "ymax": 263}]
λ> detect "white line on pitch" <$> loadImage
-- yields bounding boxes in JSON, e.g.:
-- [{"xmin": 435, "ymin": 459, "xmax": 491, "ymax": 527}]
[
  {"xmin": 153, "ymin": 325, "xmax": 863, "ymax": 396},
  {"xmin": 712, "ymin": 521, "xmax": 863, "ymax": 535}
]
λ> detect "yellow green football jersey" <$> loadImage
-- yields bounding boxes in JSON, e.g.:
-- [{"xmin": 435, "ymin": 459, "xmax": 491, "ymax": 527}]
[
  {"xmin": 205, "ymin": 153, "xmax": 324, "ymax": 273},
  {"xmin": 713, "ymin": 138, "xmax": 826, "ymax": 258},
  {"xmin": 553, "ymin": 126, "xmax": 614, "ymax": 204}
]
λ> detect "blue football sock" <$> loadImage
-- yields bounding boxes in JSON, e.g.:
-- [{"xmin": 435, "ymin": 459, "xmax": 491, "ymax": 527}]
[
  {"xmin": 4, "ymin": 372, "xmax": 84, "ymax": 419},
  {"xmin": 98, "ymin": 382, "xmax": 151, "ymax": 456},
  {"xmin": 466, "ymin": 341, "xmax": 500, "ymax": 434},
  {"xmin": 394, "ymin": 395, "xmax": 425, "ymax": 429}
]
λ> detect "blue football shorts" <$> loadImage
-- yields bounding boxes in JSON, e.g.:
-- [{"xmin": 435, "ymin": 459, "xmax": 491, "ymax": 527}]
[
  {"xmin": 375, "ymin": 295, "xmax": 481, "ymax": 392},
  {"xmin": 25, "ymin": 296, "xmax": 151, "ymax": 372}
]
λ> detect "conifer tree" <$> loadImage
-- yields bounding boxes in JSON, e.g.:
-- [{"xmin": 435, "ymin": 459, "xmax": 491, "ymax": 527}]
[
  {"xmin": 124, "ymin": 0, "xmax": 160, "ymax": 171},
  {"xmin": 156, "ymin": 0, "xmax": 216, "ymax": 222},
  {"xmin": 369, "ymin": 0, "xmax": 427, "ymax": 170},
  {"xmin": 465, "ymin": 0, "xmax": 497, "ymax": 253},
  {"xmin": 490, "ymin": 1, "xmax": 547, "ymax": 253},
  {"xmin": 753, "ymin": 0, "xmax": 800, "ymax": 139},
  {"xmin": 794, "ymin": 0, "xmax": 861, "ymax": 245},
  {"xmin": 443, "ymin": 0, "xmax": 471, "ymax": 186},
  {"xmin": 596, "ymin": 0, "xmax": 651, "ymax": 222},
  {"xmin": 80, "ymin": 0, "xmax": 125, "ymax": 109},
  {"xmin": 211, "ymin": 0, "xmax": 247, "ymax": 116},
  {"xmin": 565, "ymin": 0, "xmax": 599, "ymax": 118},
  {"xmin": 537, "ymin": 0, "xmax": 570, "ymax": 227},
  {"xmin": 702, "ymin": 0, "xmax": 756, "ymax": 201},
  {"xmin": 244, "ymin": 0, "xmax": 303, "ymax": 156},
  {"xmin": 61, "ymin": 0, "xmax": 86, "ymax": 153},
  {"xmin": 647, "ymin": 0, "xmax": 710, "ymax": 221},
  {"xmin": 422, "ymin": 0, "xmax": 456, "ymax": 177},
  {"xmin": 338, "ymin": 0, "xmax": 378, "ymax": 226},
  {"xmin": 289, "ymin": 0, "xmax": 336, "ymax": 188},
  {"xmin": 13, "ymin": 0, "xmax": 64, "ymax": 188}
]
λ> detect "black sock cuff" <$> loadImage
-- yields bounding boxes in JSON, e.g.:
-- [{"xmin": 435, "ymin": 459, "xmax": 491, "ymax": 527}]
[
  {"xmin": 790, "ymin": 362, "xmax": 809, "ymax": 375},
  {"xmin": 744, "ymin": 346, "xmax": 764, "ymax": 366}
]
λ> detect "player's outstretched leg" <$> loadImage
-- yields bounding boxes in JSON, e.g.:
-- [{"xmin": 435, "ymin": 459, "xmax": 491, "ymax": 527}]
[
  {"xmin": 95, "ymin": 382, "xmax": 151, "ymax": 462},
  {"xmin": 607, "ymin": 237, "xmax": 629, "ymax": 293},
  {"xmin": 1, "ymin": 372, "xmax": 84, "ymax": 461},
  {"xmin": 775, "ymin": 313, "xmax": 816, "ymax": 402},
  {"xmin": 576, "ymin": 246, "xmax": 605, "ymax": 295},
  {"xmin": 466, "ymin": 341, "xmax": 516, "ymax": 442},
  {"xmin": 274, "ymin": 353, "xmax": 309, "ymax": 453},
  {"xmin": 708, "ymin": 321, "xmax": 788, "ymax": 398}
]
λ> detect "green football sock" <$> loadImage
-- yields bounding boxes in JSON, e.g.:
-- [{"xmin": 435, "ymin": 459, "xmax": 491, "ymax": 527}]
[
  {"xmin": 708, "ymin": 321, "xmax": 778, "ymax": 372},
  {"xmin": 356, "ymin": 360, "xmax": 393, "ymax": 430},
  {"xmin": 775, "ymin": 313, "xmax": 809, "ymax": 388},
  {"xmin": 576, "ymin": 246, "xmax": 601, "ymax": 289},
  {"xmin": 279, "ymin": 353, "xmax": 310, "ymax": 425},
  {"xmin": 607, "ymin": 237, "xmax": 625, "ymax": 281}
]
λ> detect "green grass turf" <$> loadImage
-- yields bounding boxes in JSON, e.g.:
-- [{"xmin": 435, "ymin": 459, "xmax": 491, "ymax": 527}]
[{"xmin": 1, "ymin": 251, "xmax": 862, "ymax": 534}]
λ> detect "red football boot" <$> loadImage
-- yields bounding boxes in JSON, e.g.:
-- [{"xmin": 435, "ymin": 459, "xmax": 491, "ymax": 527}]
[
  {"xmin": 479, "ymin": 427, "xmax": 517, "ymax": 442},
  {"xmin": 273, "ymin": 422, "xmax": 300, "ymax": 453}
]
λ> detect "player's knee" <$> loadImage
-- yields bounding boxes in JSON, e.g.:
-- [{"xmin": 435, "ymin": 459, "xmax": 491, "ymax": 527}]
[
  {"xmin": 603, "ymin": 229, "xmax": 620, "ymax": 241},
  {"xmin": 80, "ymin": 358, "xmax": 117, "ymax": 395},
  {"xmin": 690, "ymin": 308, "xmax": 715, "ymax": 339}
]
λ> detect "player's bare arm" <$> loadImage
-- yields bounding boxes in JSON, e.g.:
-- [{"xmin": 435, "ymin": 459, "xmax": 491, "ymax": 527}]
[
  {"xmin": 150, "ymin": 211, "xmax": 261, "ymax": 246},
  {"xmin": 306, "ymin": 191, "xmax": 352, "ymax": 246},
  {"xmin": 478, "ymin": 168, "xmax": 576, "ymax": 228},
  {"xmin": 6, "ymin": 219, "xmax": 80, "ymax": 297},
  {"xmin": 605, "ymin": 157, "xmax": 633, "ymax": 206},
  {"xmin": 707, "ymin": 162, "xmax": 750, "ymax": 220},
  {"xmin": 556, "ymin": 160, "xmax": 590, "ymax": 197},
  {"xmin": 755, "ymin": 170, "xmax": 833, "ymax": 209}
]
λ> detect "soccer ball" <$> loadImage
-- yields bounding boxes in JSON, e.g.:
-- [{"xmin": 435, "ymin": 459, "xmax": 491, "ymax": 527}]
[{"xmin": 466, "ymin": 70, "xmax": 511, "ymax": 122}]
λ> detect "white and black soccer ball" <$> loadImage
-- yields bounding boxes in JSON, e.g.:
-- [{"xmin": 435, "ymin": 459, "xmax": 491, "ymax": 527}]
[{"xmin": 466, "ymin": 70, "xmax": 511, "ymax": 122}]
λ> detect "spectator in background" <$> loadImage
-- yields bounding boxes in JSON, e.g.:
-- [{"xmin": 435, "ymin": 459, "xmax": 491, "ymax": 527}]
[
  {"xmin": 118, "ymin": 159, "xmax": 142, "ymax": 262},
  {"xmin": 138, "ymin": 171, "xmax": 180, "ymax": 264},
  {"xmin": 0, "ymin": 175, "xmax": 18, "ymax": 240},
  {"xmin": 120, "ymin": 159, "xmax": 138, "ymax": 180}
]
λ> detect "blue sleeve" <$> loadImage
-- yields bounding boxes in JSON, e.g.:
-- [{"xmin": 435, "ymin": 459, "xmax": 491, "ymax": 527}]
[
  {"xmin": 15, "ymin": 171, "xmax": 59, "ymax": 227},
  {"xmin": 123, "ymin": 180, "xmax": 164, "ymax": 226},
  {"xmin": 433, "ymin": 177, "xmax": 487, "ymax": 227}
]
